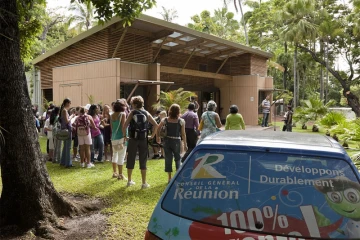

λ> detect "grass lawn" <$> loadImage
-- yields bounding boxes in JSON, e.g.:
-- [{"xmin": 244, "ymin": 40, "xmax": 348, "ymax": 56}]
[{"xmin": 36, "ymin": 136, "xmax": 168, "ymax": 239}]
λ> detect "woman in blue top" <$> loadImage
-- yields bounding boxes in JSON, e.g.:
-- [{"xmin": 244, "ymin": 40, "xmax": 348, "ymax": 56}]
[{"xmin": 110, "ymin": 101, "xmax": 127, "ymax": 180}]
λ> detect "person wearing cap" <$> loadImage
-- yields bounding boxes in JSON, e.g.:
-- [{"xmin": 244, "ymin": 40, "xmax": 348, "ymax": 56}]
[
  {"xmin": 181, "ymin": 103, "xmax": 199, "ymax": 162},
  {"xmin": 225, "ymin": 105, "xmax": 245, "ymax": 130},
  {"xmin": 198, "ymin": 100, "xmax": 222, "ymax": 143}
]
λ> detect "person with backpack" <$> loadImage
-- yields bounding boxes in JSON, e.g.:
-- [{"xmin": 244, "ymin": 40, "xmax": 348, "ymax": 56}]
[
  {"xmin": 122, "ymin": 96, "xmax": 159, "ymax": 189},
  {"xmin": 75, "ymin": 107, "xmax": 96, "ymax": 168},
  {"xmin": 88, "ymin": 104, "xmax": 104, "ymax": 163},
  {"xmin": 157, "ymin": 104, "xmax": 187, "ymax": 183}
]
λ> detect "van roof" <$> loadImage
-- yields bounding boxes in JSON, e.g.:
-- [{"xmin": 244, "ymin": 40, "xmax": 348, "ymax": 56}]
[{"xmin": 200, "ymin": 130, "xmax": 343, "ymax": 151}]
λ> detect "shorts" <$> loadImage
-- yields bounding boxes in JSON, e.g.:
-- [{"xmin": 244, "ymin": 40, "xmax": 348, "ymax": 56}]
[{"xmin": 78, "ymin": 133, "xmax": 92, "ymax": 145}]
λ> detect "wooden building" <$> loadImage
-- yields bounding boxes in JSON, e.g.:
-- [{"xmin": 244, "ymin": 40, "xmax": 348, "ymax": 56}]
[{"xmin": 32, "ymin": 15, "xmax": 273, "ymax": 125}]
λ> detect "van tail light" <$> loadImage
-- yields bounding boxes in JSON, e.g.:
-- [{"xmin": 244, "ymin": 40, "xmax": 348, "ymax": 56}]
[{"xmin": 144, "ymin": 230, "xmax": 162, "ymax": 240}]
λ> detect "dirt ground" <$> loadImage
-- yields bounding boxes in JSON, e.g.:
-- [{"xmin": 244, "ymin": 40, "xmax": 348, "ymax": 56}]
[{"xmin": 0, "ymin": 195, "xmax": 108, "ymax": 240}]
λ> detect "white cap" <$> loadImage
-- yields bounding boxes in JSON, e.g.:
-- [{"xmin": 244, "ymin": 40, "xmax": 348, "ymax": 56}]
[{"xmin": 85, "ymin": 104, "xmax": 91, "ymax": 110}]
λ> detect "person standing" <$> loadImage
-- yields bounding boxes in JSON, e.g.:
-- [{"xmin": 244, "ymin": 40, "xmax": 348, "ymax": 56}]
[
  {"xmin": 88, "ymin": 104, "xmax": 104, "ymax": 163},
  {"xmin": 198, "ymin": 101, "xmax": 222, "ymax": 142},
  {"xmin": 123, "ymin": 96, "xmax": 159, "ymax": 189},
  {"xmin": 102, "ymin": 104, "xmax": 112, "ymax": 162},
  {"xmin": 180, "ymin": 103, "xmax": 199, "ymax": 162},
  {"xmin": 225, "ymin": 105, "xmax": 246, "ymax": 130},
  {"xmin": 158, "ymin": 104, "xmax": 187, "ymax": 183},
  {"xmin": 261, "ymin": 95, "xmax": 271, "ymax": 127},
  {"xmin": 75, "ymin": 107, "xmax": 95, "ymax": 168},
  {"xmin": 59, "ymin": 98, "xmax": 75, "ymax": 168},
  {"xmin": 284, "ymin": 105, "xmax": 293, "ymax": 132},
  {"xmin": 50, "ymin": 107, "xmax": 61, "ymax": 163},
  {"xmin": 111, "ymin": 101, "xmax": 127, "ymax": 180}
]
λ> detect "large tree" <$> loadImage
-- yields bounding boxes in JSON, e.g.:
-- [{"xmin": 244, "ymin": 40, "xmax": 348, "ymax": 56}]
[
  {"xmin": 187, "ymin": 8, "xmax": 244, "ymax": 43},
  {"xmin": 0, "ymin": 0, "xmax": 155, "ymax": 236}
]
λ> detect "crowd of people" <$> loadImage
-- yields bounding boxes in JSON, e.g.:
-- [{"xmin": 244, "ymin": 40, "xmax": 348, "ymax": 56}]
[{"xmin": 33, "ymin": 95, "xmax": 248, "ymax": 187}]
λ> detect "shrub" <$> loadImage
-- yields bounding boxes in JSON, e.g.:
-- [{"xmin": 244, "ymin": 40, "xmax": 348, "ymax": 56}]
[{"xmin": 319, "ymin": 112, "xmax": 346, "ymax": 128}]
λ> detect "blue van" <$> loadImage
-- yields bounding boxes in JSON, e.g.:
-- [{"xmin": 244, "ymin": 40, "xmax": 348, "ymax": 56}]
[{"xmin": 145, "ymin": 130, "xmax": 360, "ymax": 240}]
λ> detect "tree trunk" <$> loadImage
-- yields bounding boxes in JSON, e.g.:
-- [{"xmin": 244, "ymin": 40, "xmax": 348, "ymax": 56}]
[
  {"xmin": 293, "ymin": 46, "xmax": 297, "ymax": 108},
  {"xmin": 283, "ymin": 42, "xmax": 288, "ymax": 90},
  {"xmin": 320, "ymin": 66, "xmax": 324, "ymax": 100},
  {"xmin": 297, "ymin": 44, "xmax": 360, "ymax": 117},
  {"xmin": 238, "ymin": 0, "xmax": 249, "ymax": 45},
  {"xmin": 0, "ymin": 0, "xmax": 78, "ymax": 234}
]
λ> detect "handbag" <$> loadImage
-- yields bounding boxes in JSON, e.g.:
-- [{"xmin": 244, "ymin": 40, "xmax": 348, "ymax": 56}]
[
  {"xmin": 56, "ymin": 129, "xmax": 70, "ymax": 141},
  {"xmin": 207, "ymin": 112, "xmax": 221, "ymax": 132},
  {"xmin": 112, "ymin": 113, "xmax": 124, "ymax": 151}
]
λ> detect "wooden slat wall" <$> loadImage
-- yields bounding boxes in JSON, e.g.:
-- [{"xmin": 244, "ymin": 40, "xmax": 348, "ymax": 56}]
[
  {"xmin": 250, "ymin": 55, "xmax": 268, "ymax": 76},
  {"xmin": 109, "ymin": 29, "xmax": 153, "ymax": 64},
  {"xmin": 160, "ymin": 73, "xmax": 215, "ymax": 91},
  {"xmin": 37, "ymin": 29, "xmax": 110, "ymax": 89},
  {"xmin": 223, "ymin": 53, "xmax": 252, "ymax": 76},
  {"xmin": 157, "ymin": 52, "xmax": 223, "ymax": 74}
]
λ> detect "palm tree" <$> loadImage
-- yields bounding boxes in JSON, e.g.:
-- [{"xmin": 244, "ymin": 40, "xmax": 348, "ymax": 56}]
[
  {"xmin": 153, "ymin": 88, "xmax": 196, "ymax": 113},
  {"xmin": 68, "ymin": 0, "xmax": 97, "ymax": 33},
  {"xmin": 279, "ymin": 0, "xmax": 317, "ymax": 108},
  {"xmin": 294, "ymin": 95, "xmax": 335, "ymax": 128},
  {"xmin": 159, "ymin": 6, "xmax": 178, "ymax": 22},
  {"xmin": 223, "ymin": 0, "xmax": 249, "ymax": 45}
]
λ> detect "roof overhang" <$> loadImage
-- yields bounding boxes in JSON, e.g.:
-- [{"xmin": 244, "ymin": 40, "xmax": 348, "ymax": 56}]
[{"xmin": 32, "ymin": 14, "xmax": 273, "ymax": 65}]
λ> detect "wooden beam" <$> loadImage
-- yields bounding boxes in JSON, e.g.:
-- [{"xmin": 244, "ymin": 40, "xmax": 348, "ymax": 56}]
[
  {"xmin": 150, "ymin": 30, "xmax": 174, "ymax": 41},
  {"xmin": 206, "ymin": 48, "xmax": 235, "ymax": 59},
  {"xmin": 161, "ymin": 66, "xmax": 232, "ymax": 81},
  {"xmin": 181, "ymin": 48, "xmax": 196, "ymax": 72},
  {"xmin": 127, "ymin": 82, "xmax": 139, "ymax": 102},
  {"xmin": 216, "ymin": 56, "xmax": 230, "ymax": 74},
  {"xmin": 152, "ymin": 37, "xmax": 168, "ymax": 62},
  {"xmin": 112, "ymin": 27, "xmax": 128, "ymax": 58},
  {"xmin": 171, "ymin": 38, "xmax": 204, "ymax": 51}
]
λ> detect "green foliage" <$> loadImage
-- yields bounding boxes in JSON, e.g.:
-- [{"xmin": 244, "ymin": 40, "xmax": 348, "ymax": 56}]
[
  {"xmin": 294, "ymin": 95, "xmax": 335, "ymax": 124},
  {"xmin": 78, "ymin": 0, "xmax": 156, "ymax": 26},
  {"xmin": 68, "ymin": 1, "xmax": 98, "ymax": 32},
  {"xmin": 17, "ymin": 0, "xmax": 46, "ymax": 68},
  {"xmin": 319, "ymin": 111, "xmax": 346, "ymax": 128},
  {"xmin": 187, "ymin": 8, "xmax": 245, "ymax": 43},
  {"xmin": 153, "ymin": 88, "xmax": 196, "ymax": 113}
]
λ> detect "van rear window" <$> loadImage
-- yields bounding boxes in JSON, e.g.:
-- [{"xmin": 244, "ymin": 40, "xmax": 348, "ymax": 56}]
[{"xmin": 162, "ymin": 150, "xmax": 360, "ymax": 239}]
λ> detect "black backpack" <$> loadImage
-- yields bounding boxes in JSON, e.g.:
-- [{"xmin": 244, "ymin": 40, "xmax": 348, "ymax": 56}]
[{"xmin": 129, "ymin": 110, "xmax": 148, "ymax": 140}]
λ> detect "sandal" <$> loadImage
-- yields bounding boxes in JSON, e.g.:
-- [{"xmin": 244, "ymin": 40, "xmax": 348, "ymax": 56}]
[
  {"xmin": 112, "ymin": 173, "xmax": 118, "ymax": 178},
  {"xmin": 118, "ymin": 174, "xmax": 128, "ymax": 181}
]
